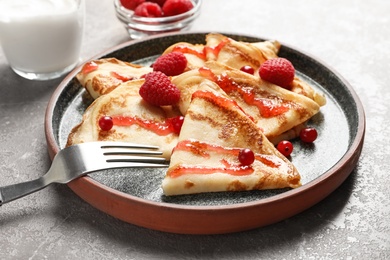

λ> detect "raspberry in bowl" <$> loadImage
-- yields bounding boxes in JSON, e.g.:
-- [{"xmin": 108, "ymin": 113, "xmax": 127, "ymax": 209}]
[{"xmin": 114, "ymin": 0, "xmax": 202, "ymax": 39}]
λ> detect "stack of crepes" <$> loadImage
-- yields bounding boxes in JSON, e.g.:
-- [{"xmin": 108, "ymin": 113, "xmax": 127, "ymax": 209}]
[{"xmin": 67, "ymin": 33, "xmax": 326, "ymax": 196}]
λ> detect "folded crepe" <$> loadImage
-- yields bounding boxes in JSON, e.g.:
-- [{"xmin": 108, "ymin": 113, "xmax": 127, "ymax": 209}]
[
  {"xmin": 76, "ymin": 58, "xmax": 152, "ymax": 99},
  {"xmin": 162, "ymin": 82, "xmax": 301, "ymax": 196},
  {"xmin": 66, "ymin": 79, "xmax": 180, "ymax": 159},
  {"xmin": 172, "ymin": 61, "xmax": 321, "ymax": 140}
]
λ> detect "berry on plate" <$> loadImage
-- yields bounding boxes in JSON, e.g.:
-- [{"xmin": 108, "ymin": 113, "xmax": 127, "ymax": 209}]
[
  {"xmin": 300, "ymin": 127, "xmax": 318, "ymax": 143},
  {"xmin": 120, "ymin": 0, "xmax": 145, "ymax": 10},
  {"xmin": 134, "ymin": 2, "xmax": 163, "ymax": 17},
  {"xmin": 139, "ymin": 71, "xmax": 181, "ymax": 106},
  {"xmin": 276, "ymin": 140, "xmax": 293, "ymax": 157},
  {"xmin": 162, "ymin": 0, "xmax": 194, "ymax": 16},
  {"xmin": 153, "ymin": 52, "xmax": 187, "ymax": 76},
  {"xmin": 259, "ymin": 58, "xmax": 295, "ymax": 89}
]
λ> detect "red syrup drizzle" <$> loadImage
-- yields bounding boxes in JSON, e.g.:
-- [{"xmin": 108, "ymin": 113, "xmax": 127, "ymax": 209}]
[
  {"xmin": 168, "ymin": 140, "xmax": 254, "ymax": 178},
  {"xmin": 172, "ymin": 45, "xmax": 206, "ymax": 60},
  {"xmin": 197, "ymin": 68, "xmax": 254, "ymax": 121},
  {"xmin": 191, "ymin": 89, "xmax": 242, "ymax": 113},
  {"xmin": 110, "ymin": 71, "xmax": 133, "ymax": 82},
  {"xmin": 168, "ymin": 139, "xmax": 281, "ymax": 178},
  {"xmin": 203, "ymin": 38, "xmax": 230, "ymax": 57},
  {"xmin": 111, "ymin": 115, "xmax": 181, "ymax": 135},
  {"xmin": 81, "ymin": 61, "xmax": 98, "ymax": 74},
  {"xmin": 198, "ymin": 67, "xmax": 291, "ymax": 118},
  {"xmin": 171, "ymin": 37, "xmax": 230, "ymax": 60}
]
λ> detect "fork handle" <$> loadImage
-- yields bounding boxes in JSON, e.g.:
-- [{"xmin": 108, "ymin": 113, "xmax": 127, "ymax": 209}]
[{"xmin": 0, "ymin": 178, "xmax": 47, "ymax": 206}]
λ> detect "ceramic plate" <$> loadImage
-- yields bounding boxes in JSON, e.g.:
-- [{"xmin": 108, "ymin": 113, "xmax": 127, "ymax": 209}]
[{"xmin": 45, "ymin": 32, "xmax": 365, "ymax": 234}]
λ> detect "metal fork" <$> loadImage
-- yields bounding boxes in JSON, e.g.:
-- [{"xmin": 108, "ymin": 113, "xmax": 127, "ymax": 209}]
[{"xmin": 0, "ymin": 142, "xmax": 168, "ymax": 206}]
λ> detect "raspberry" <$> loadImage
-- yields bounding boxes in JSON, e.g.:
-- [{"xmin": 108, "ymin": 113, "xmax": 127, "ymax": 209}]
[
  {"xmin": 162, "ymin": 0, "xmax": 194, "ymax": 16},
  {"xmin": 259, "ymin": 58, "xmax": 295, "ymax": 89},
  {"xmin": 153, "ymin": 52, "xmax": 187, "ymax": 76},
  {"xmin": 148, "ymin": 0, "xmax": 167, "ymax": 7},
  {"xmin": 139, "ymin": 71, "xmax": 181, "ymax": 106},
  {"xmin": 120, "ymin": 0, "xmax": 145, "ymax": 11},
  {"xmin": 134, "ymin": 2, "xmax": 163, "ymax": 17}
]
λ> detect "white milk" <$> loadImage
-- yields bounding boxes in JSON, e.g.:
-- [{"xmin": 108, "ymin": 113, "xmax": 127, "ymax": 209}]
[{"xmin": 0, "ymin": 0, "xmax": 85, "ymax": 80}]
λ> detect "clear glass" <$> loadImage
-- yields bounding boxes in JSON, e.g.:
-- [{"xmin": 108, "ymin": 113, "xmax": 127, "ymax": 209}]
[
  {"xmin": 0, "ymin": 0, "xmax": 85, "ymax": 80},
  {"xmin": 114, "ymin": 0, "xmax": 202, "ymax": 39}
]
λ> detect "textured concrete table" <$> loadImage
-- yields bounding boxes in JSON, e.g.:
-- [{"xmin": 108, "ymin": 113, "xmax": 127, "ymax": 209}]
[{"xmin": 0, "ymin": 0, "xmax": 389, "ymax": 259}]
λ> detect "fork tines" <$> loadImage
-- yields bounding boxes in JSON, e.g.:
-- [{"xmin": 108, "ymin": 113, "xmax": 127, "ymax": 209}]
[{"xmin": 100, "ymin": 142, "xmax": 168, "ymax": 165}]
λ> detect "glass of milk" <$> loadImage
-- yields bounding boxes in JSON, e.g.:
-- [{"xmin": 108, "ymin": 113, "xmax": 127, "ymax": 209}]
[{"xmin": 0, "ymin": 0, "xmax": 85, "ymax": 80}]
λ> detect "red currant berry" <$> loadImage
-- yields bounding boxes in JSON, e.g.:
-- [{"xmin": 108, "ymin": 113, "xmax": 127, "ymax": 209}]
[
  {"xmin": 170, "ymin": 116, "xmax": 184, "ymax": 134},
  {"xmin": 238, "ymin": 148, "xmax": 255, "ymax": 166},
  {"xmin": 240, "ymin": 65, "xmax": 255, "ymax": 75},
  {"xmin": 300, "ymin": 127, "xmax": 318, "ymax": 143},
  {"xmin": 277, "ymin": 140, "xmax": 293, "ymax": 157},
  {"xmin": 99, "ymin": 116, "xmax": 113, "ymax": 131}
]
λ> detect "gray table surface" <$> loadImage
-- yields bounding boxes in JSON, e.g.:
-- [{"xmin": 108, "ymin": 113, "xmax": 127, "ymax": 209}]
[{"xmin": 1, "ymin": 0, "xmax": 389, "ymax": 259}]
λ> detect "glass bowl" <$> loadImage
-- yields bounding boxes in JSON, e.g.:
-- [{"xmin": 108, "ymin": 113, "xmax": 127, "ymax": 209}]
[{"xmin": 114, "ymin": 0, "xmax": 202, "ymax": 39}]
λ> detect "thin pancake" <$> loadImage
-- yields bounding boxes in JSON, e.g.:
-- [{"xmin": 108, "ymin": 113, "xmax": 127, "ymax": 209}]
[
  {"xmin": 205, "ymin": 33, "xmax": 326, "ymax": 106},
  {"xmin": 162, "ymin": 82, "xmax": 300, "ymax": 196},
  {"xmin": 66, "ymin": 79, "xmax": 180, "ymax": 159},
  {"xmin": 172, "ymin": 61, "xmax": 321, "ymax": 139},
  {"xmin": 205, "ymin": 33, "xmax": 281, "ymax": 69},
  {"xmin": 76, "ymin": 58, "xmax": 152, "ymax": 99}
]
